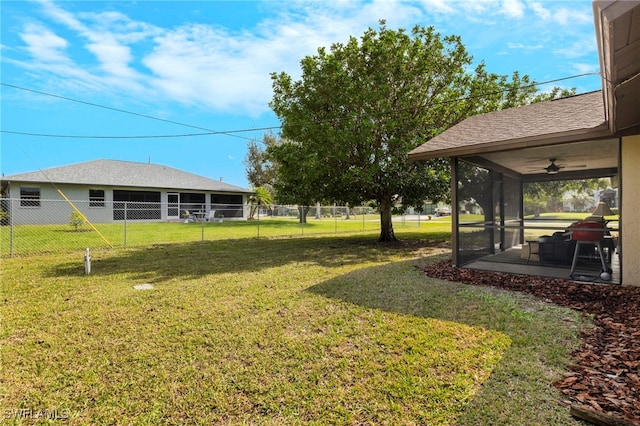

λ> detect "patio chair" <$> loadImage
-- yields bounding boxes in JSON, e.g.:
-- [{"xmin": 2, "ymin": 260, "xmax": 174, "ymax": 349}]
[{"xmin": 206, "ymin": 210, "xmax": 216, "ymax": 221}]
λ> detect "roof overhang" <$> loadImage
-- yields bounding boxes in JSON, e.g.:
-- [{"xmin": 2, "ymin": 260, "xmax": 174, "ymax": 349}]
[
  {"xmin": 593, "ymin": 0, "xmax": 640, "ymax": 132},
  {"xmin": 411, "ymin": 122, "xmax": 611, "ymax": 160},
  {"xmin": 406, "ymin": 90, "xmax": 618, "ymax": 178},
  {"xmin": 407, "ymin": 91, "xmax": 610, "ymax": 170}
]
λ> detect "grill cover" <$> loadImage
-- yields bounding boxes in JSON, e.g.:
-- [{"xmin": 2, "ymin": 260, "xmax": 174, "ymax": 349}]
[{"xmin": 571, "ymin": 221, "xmax": 605, "ymax": 241}]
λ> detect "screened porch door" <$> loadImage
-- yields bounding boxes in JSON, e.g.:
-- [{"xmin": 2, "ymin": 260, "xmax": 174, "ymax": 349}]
[{"xmin": 167, "ymin": 193, "xmax": 179, "ymax": 220}]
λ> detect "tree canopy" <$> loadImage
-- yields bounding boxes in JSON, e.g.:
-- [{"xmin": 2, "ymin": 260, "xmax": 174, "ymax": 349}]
[
  {"xmin": 268, "ymin": 22, "xmax": 554, "ymax": 241},
  {"xmin": 243, "ymin": 132, "xmax": 280, "ymax": 191},
  {"xmin": 524, "ymin": 179, "xmax": 610, "ymax": 215},
  {"xmin": 247, "ymin": 186, "xmax": 273, "ymax": 220}
]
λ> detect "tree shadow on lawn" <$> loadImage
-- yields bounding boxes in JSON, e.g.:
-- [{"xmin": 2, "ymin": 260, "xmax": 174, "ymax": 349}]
[
  {"xmin": 307, "ymin": 259, "xmax": 587, "ymax": 425},
  {"xmin": 43, "ymin": 236, "xmax": 442, "ymax": 283}
]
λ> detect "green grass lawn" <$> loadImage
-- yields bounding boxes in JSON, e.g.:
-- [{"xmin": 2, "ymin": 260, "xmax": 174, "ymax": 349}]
[
  {"xmin": 1, "ymin": 215, "xmax": 453, "ymax": 257},
  {"xmin": 0, "ymin": 233, "xmax": 589, "ymax": 424}
]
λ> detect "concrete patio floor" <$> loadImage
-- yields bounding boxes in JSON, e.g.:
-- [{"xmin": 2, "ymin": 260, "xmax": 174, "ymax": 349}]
[{"xmin": 464, "ymin": 245, "xmax": 621, "ymax": 285}]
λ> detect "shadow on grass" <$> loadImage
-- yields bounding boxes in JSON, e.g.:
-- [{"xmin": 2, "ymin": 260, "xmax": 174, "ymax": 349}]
[
  {"xmin": 307, "ymin": 259, "xmax": 587, "ymax": 425},
  {"xmin": 43, "ymin": 235, "xmax": 446, "ymax": 283},
  {"xmin": 306, "ymin": 257, "xmax": 503, "ymax": 335}
]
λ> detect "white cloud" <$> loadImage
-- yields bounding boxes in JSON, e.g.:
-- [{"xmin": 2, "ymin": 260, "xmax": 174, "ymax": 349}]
[
  {"xmin": 6, "ymin": 0, "xmax": 598, "ymax": 118},
  {"xmin": 19, "ymin": 22, "xmax": 69, "ymax": 63},
  {"xmin": 553, "ymin": 7, "xmax": 591, "ymax": 26},
  {"xmin": 142, "ymin": 1, "xmax": 419, "ymax": 115},
  {"xmin": 528, "ymin": 2, "xmax": 591, "ymax": 26},
  {"xmin": 554, "ymin": 37, "xmax": 597, "ymax": 59},
  {"xmin": 417, "ymin": 0, "xmax": 456, "ymax": 14},
  {"xmin": 572, "ymin": 62, "xmax": 600, "ymax": 75},
  {"xmin": 500, "ymin": 0, "xmax": 525, "ymax": 18},
  {"xmin": 142, "ymin": 24, "xmax": 276, "ymax": 115},
  {"xmin": 86, "ymin": 37, "xmax": 135, "ymax": 78},
  {"xmin": 507, "ymin": 41, "xmax": 543, "ymax": 51},
  {"xmin": 439, "ymin": 0, "xmax": 525, "ymax": 20},
  {"xmin": 37, "ymin": 0, "xmax": 155, "ymax": 89}
]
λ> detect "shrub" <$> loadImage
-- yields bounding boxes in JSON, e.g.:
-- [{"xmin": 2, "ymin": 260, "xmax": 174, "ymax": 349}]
[{"xmin": 69, "ymin": 211, "xmax": 85, "ymax": 231}]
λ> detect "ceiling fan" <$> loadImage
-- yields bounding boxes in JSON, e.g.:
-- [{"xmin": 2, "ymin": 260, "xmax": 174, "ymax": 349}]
[
  {"xmin": 545, "ymin": 158, "xmax": 562, "ymax": 174},
  {"xmin": 527, "ymin": 158, "xmax": 587, "ymax": 175}
]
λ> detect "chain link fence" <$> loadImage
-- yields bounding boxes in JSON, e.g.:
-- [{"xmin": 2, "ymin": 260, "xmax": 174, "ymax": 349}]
[{"xmin": 0, "ymin": 198, "xmax": 444, "ymax": 257}]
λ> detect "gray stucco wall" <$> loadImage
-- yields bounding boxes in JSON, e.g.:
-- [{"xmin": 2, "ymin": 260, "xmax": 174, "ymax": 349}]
[{"xmin": 3, "ymin": 182, "xmax": 247, "ymax": 225}]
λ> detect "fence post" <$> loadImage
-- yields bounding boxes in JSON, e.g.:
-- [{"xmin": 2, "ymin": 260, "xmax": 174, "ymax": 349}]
[
  {"xmin": 9, "ymin": 198, "xmax": 14, "ymax": 257},
  {"xmin": 123, "ymin": 202, "xmax": 128, "ymax": 249}
]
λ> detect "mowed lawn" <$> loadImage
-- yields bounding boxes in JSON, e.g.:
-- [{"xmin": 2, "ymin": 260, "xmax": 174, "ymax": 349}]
[
  {"xmin": 1, "ymin": 215, "xmax": 451, "ymax": 256},
  {"xmin": 0, "ymin": 232, "xmax": 589, "ymax": 425}
]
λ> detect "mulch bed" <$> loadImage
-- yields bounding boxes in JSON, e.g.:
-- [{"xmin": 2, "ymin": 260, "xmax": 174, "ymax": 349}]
[{"xmin": 419, "ymin": 259, "xmax": 640, "ymax": 425}]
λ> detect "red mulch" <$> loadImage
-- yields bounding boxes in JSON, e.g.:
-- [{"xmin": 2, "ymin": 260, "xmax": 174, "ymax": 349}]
[{"xmin": 419, "ymin": 259, "xmax": 640, "ymax": 424}]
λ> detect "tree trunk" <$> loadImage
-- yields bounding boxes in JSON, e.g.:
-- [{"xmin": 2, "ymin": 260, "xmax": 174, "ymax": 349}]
[
  {"xmin": 378, "ymin": 198, "xmax": 396, "ymax": 242},
  {"xmin": 298, "ymin": 206, "xmax": 309, "ymax": 224}
]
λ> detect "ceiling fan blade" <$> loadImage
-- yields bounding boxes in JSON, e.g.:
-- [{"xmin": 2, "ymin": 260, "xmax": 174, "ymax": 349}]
[{"xmin": 525, "ymin": 159, "xmax": 587, "ymax": 173}]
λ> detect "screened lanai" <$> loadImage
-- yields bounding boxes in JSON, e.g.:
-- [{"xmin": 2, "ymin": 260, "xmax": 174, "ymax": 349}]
[
  {"xmin": 453, "ymin": 137, "xmax": 620, "ymax": 284},
  {"xmin": 409, "ymin": 1, "xmax": 640, "ymax": 287},
  {"xmin": 409, "ymin": 91, "xmax": 623, "ymax": 284}
]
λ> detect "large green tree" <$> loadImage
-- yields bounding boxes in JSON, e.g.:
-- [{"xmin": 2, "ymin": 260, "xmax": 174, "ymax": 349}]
[{"xmin": 269, "ymin": 22, "xmax": 540, "ymax": 241}]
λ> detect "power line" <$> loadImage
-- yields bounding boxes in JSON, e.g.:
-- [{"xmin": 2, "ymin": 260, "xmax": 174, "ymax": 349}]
[
  {"xmin": 0, "ymin": 82, "xmax": 260, "ymax": 141},
  {"xmin": 1, "ymin": 72, "xmax": 600, "ymax": 140},
  {"xmin": 1, "ymin": 126, "xmax": 281, "ymax": 139}
]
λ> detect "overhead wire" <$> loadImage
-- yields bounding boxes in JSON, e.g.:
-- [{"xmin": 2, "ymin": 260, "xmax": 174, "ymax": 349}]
[
  {"xmin": 1, "ymin": 72, "xmax": 601, "ymax": 140},
  {"xmin": 0, "ymin": 82, "xmax": 257, "ymax": 141},
  {"xmin": 1, "ymin": 127, "xmax": 280, "ymax": 139}
]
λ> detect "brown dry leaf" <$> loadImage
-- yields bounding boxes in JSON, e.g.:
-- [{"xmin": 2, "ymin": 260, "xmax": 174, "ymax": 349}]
[{"xmin": 575, "ymin": 393, "xmax": 590, "ymax": 403}]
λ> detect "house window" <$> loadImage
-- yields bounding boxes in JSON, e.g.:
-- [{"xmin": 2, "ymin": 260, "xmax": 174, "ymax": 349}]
[
  {"xmin": 179, "ymin": 192, "xmax": 206, "ymax": 214},
  {"xmin": 20, "ymin": 187, "xmax": 40, "ymax": 207},
  {"xmin": 211, "ymin": 194, "xmax": 243, "ymax": 218},
  {"xmin": 113, "ymin": 190, "xmax": 161, "ymax": 220},
  {"xmin": 89, "ymin": 189, "xmax": 105, "ymax": 207}
]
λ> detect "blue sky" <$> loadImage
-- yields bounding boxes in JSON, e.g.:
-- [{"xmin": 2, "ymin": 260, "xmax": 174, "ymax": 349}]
[{"xmin": 1, "ymin": 0, "xmax": 601, "ymax": 189}]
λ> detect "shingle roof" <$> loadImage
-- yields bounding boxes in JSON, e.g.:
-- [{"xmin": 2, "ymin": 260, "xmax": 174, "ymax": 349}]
[
  {"xmin": 2, "ymin": 159, "xmax": 252, "ymax": 193},
  {"xmin": 408, "ymin": 90, "xmax": 610, "ymax": 160}
]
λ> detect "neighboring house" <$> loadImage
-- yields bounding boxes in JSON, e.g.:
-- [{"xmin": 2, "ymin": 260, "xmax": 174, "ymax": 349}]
[
  {"xmin": 598, "ymin": 188, "xmax": 619, "ymax": 209},
  {"xmin": 561, "ymin": 187, "xmax": 619, "ymax": 213},
  {"xmin": 408, "ymin": 1, "xmax": 640, "ymax": 286},
  {"xmin": 0, "ymin": 159, "xmax": 253, "ymax": 225}
]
